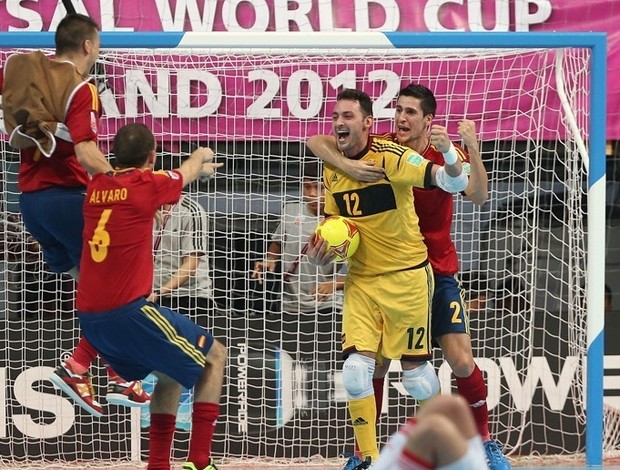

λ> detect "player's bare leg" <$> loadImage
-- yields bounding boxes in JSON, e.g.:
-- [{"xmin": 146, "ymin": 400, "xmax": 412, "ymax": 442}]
[{"xmin": 438, "ymin": 332, "xmax": 510, "ymax": 469}]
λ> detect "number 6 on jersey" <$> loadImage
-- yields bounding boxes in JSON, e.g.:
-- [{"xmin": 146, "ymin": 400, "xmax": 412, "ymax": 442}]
[{"xmin": 88, "ymin": 209, "xmax": 112, "ymax": 263}]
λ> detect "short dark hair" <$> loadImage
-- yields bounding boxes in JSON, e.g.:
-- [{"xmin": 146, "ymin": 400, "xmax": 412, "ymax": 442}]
[
  {"xmin": 302, "ymin": 160, "xmax": 321, "ymax": 180},
  {"xmin": 336, "ymin": 88, "xmax": 373, "ymax": 118},
  {"xmin": 55, "ymin": 14, "xmax": 100, "ymax": 56},
  {"xmin": 113, "ymin": 123, "xmax": 156, "ymax": 168},
  {"xmin": 398, "ymin": 84, "xmax": 437, "ymax": 118}
]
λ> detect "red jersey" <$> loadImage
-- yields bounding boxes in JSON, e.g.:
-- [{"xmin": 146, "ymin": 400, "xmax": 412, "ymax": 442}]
[
  {"xmin": 381, "ymin": 133, "xmax": 469, "ymax": 275},
  {"xmin": 17, "ymin": 82, "xmax": 98, "ymax": 192},
  {"xmin": 76, "ymin": 168, "xmax": 183, "ymax": 312}
]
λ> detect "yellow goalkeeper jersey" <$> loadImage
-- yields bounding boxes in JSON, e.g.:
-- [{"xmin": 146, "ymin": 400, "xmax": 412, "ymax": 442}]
[{"xmin": 323, "ymin": 136, "xmax": 432, "ymax": 276}]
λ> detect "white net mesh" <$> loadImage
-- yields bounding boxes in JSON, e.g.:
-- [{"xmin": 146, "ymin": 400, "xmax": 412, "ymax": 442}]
[{"xmin": 0, "ymin": 43, "xmax": 606, "ymax": 466}]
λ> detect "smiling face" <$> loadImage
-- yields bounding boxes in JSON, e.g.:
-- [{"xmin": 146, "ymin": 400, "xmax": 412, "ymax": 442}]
[
  {"xmin": 394, "ymin": 95, "xmax": 433, "ymax": 150},
  {"xmin": 332, "ymin": 98, "xmax": 373, "ymax": 157}
]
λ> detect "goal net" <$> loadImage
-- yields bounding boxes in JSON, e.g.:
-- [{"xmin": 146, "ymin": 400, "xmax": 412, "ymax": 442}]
[{"xmin": 0, "ymin": 32, "xmax": 606, "ymax": 467}]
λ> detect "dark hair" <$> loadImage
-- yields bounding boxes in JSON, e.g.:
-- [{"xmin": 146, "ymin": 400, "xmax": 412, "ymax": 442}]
[
  {"xmin": 398, "ymin": 84, "xmax": 437, "ymax": 118},
  {"xmin": 113, "ymin": 123, "xmax": 156, "ymax": 168},
  {"xmin": 336, "ymin": 88, "xmax": 373, "ymax": 118},
  {"xmin": 55, "ymin": 14, "xmax": 100, "ymax": 56},
  {"xmin": 302, "ymin": 160, "xmax": 321, "ymax": 180}
]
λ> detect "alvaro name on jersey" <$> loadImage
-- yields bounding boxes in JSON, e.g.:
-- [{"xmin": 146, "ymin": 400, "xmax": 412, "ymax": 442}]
[
  {"xmin": 323, "ymin": 136, "xmax": 433, "ymax": 277},
  {"xmin": 77, "ymin": 168, "xmax": 183, "ymax": 313}
]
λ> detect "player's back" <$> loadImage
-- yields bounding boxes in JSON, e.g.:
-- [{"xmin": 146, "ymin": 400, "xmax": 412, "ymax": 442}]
[
  {"xmin": 77, "ymin": 168, "xmax": 183, "ymax": 313},
  {"xmin": 2, "ymin": 52, "xmax": 96, "ymax": 192}
]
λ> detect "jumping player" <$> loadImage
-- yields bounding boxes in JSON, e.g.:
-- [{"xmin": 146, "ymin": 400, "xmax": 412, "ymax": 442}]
[{"xmin": 1, "ymin": 13, "xmax": 149, "ymax": 416}]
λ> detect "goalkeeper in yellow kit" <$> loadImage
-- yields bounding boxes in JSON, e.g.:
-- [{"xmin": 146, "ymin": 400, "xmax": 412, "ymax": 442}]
[{"xmin": 306, "ymin": 89, "xmax": 469, "ymax": 469}]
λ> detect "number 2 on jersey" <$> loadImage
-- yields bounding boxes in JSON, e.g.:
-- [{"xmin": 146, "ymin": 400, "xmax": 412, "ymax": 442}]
[
  {"xmin": 88, "ymin": 209, "xmax": 112, "ymax": 263},
  {"xmin": 450, "ymin": 301, "xmax": 463, "ymax": 324}
]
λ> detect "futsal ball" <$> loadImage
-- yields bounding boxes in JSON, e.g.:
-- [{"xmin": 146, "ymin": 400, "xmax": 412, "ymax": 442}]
[{"xmin": 314, "ymin": 216, "xmax": 360, "ymax": 261}]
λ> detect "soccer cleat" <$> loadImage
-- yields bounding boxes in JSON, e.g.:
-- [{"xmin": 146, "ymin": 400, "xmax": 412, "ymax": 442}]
[
  {"xmin": 106, "ymin": 380, "xmax": 151, "ymax": 408},
  {"xmin": 182, "ymin": 459, "xmax": 218, "ymax": 470},
  {"xmin": 484, "ymin": 439, "xmax": 511, "ymax": 470},
  {"xmin": 342, "ymin": 455, "xmax": 371, "ymax": 470},
  {"xmin": 49, "ymin": 362, "xmax": 104, "ymax": 418}
]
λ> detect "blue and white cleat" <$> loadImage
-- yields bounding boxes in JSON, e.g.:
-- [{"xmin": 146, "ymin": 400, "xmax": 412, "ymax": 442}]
[{"xmin": 484, "ymin": 439, "xmax": 511, "ymax": 470}]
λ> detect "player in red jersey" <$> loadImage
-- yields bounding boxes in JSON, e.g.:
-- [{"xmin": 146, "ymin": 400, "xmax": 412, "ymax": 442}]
[
  {"xmin": 307, "ymin": 84, "xmax": 510, "ymax": 470},
  {"xmin": 1, "ymin": 14, "xmax": 149, "ymax": 417},
  {"xmin": 77, "ymin": 123, "xmax": 225, "ymax": 470}
]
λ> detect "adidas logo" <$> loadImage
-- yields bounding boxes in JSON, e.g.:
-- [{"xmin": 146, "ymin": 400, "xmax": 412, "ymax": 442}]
[
  {"xmin": 331, "ymin": 173, "xmax": 338, "ymax": 182},
  {"xmin": 352, "ymin": 416, "xmax": 368, "ymax": 426}
]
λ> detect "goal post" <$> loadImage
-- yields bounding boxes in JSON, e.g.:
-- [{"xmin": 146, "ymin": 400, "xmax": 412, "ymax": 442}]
[{"xmin": 0, "ymin": 31, "xmax": 607, "ymax": 467}]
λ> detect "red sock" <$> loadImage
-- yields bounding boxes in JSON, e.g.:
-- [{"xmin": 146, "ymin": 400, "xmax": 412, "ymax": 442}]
[
  {"xmin": 455, "ymin": 365, "xmax": 491, "ymax": 440},
  {"xmin": 187, "ymin": 402, "xmax": 219, "ymax": 468},
  {"xmin": 67, "ymin": 337, "xmax": 98, "ymax": 374},
  {"xmin": 148, "ymin": 413, "xmax": 176, "ymax": 470},
  {"xmin": 354, "ymin": 377, "xmax": 385, "ymax": 457}
]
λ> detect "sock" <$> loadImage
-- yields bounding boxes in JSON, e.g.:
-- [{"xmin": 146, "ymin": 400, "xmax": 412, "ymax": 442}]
[
  {"xmin": 455, "ymin": 365, "xmax": 491, "ymax": 441},
  {"xmin": 103, "ymin": 363, "xmax": 124, "ymax": 383},
  {"xmin": 349, "ymin": 394, "xmax": 378, "ymax": 461},
  {"xmin": 187, "ymin": 402, "xmax": 220, "ymax": 468},
  {"xmin": 148, "ymin": 413, "xmax": 176, "ymax": 470},
  {"xmin": 67, "ymin": 337, "xmax": 98, "ymax": 374},
  {"xmin": 354, "ymin": 377, "xmax": 385, "ymax": 458}
]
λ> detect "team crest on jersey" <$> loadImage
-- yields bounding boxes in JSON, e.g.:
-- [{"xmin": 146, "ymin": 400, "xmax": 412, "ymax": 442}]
[
  {"xmin": 462, "ymin": 162, "xmax": 471, "ymax": 175},
  {"xmin": 406, "ymin": 153, "xmax": 424, "ymax": 166},
  {"xmin": 166, "ymin": 170, "xmax": 180, "ymax": 180},
  {"xmin": 330, "ymin": 173, "xmax": 338, "ymax": 182}
]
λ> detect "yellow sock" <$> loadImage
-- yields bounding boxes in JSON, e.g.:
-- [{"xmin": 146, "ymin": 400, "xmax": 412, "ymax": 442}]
[{"xmin": 348, "ymin": 395, "xmax": 378, "ymax": 461}]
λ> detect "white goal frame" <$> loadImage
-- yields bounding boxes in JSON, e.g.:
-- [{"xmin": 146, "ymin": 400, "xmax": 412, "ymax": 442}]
[{"xmin": 0, "ymin": 31, "xmax": 607, "ymax": 466}]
